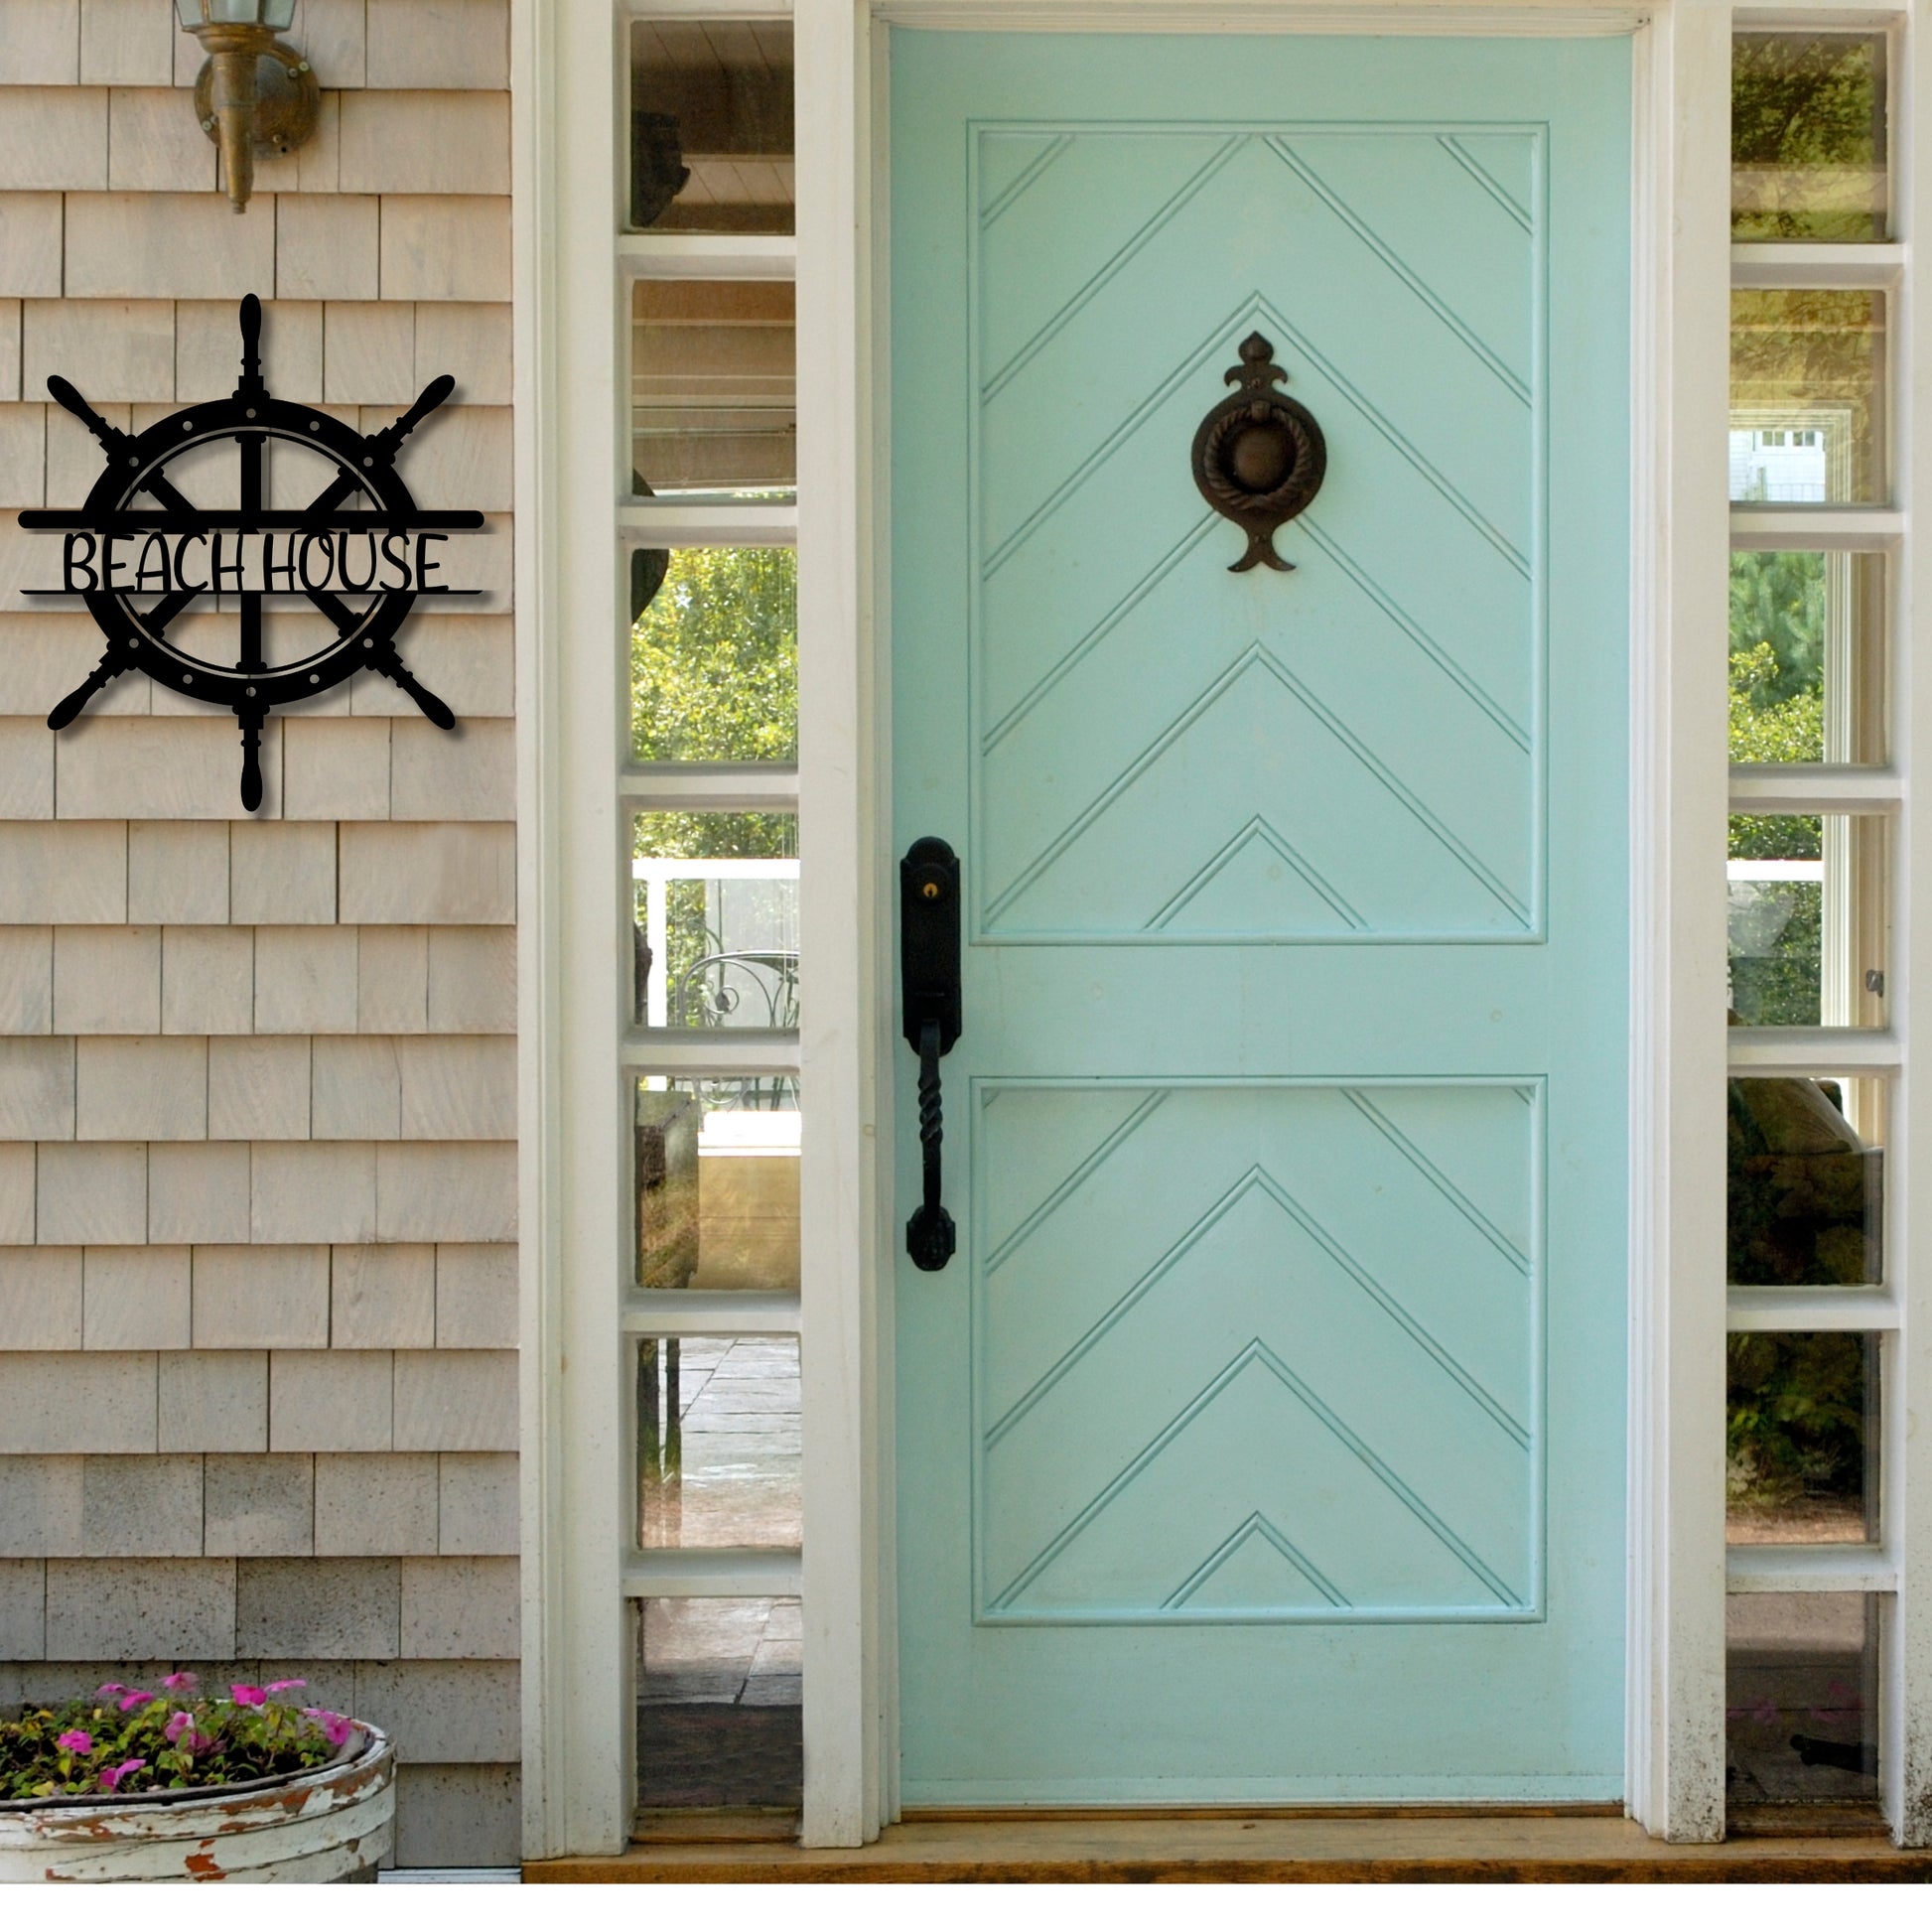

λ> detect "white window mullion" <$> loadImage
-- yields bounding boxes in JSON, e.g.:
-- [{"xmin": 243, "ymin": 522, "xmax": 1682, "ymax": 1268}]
[
  {"xmin": 1729, "ymin": 240, "xmax": 1904, "ymax": 287},
  {"xmin": 621, "ymin": 501, "xmax": 799, "ymax": 546},
  {"xmin": 621, "ymin": 1289, "xmax": 803, "ymax": 1334},
  {"xmin": 621, "ymin": 766, "xmax": 801, "ymax": 808},
  {"xmin": 622, "ymin": 1549, "xmax": 805, "ymax": 1595},
  {"xmin": 1729, "ymin": 506, "xmax": 1904, "ymax": 545},
  {"xmin": 620, "ymin": 232, "xmax": 800, "ymax": 280},
  {"xmin": 1729, "ymin": 1544, "xmax": 1899, "ymax": 1592},
  {"xmin": 1725, "ymin": 1028, "xmax": 1901, "ymax": 1075},
  {"xmin": 1728, "ymin": 1285, "xmax": 1898, "ymax": 1330}
]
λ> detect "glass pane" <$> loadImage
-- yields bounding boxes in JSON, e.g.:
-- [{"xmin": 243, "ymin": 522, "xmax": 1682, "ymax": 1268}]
[
  {"xmin": 632, "ymin": 814, "xmax": 798, "ymax": 1032},
  {"xmin": 1729, "ymin": 291, "xmax": 1886, "ymax": 505},
  {"xmin": 1729, "ymin": 551, "xmax": 1886, "ymax": 766},
  {"xmin": 1732, "ymin": 34, "xmax": 1887, "ymax": 242},
  {"xmin": 631, "ymin": 283, "xmax": 795, "ymax": 496},
  {"xmin": 1727, "ymin": 1332, "xmax": 1879, "ymax": 1545},
  {"xmin": 1726, "ymin": 815, "xmax": 1887, "ymax": 1028},
  {"xmin": 628, "ymin": 20, "xmax": 793, "ymax": 234},
  {"xmin": 634, "ymin": 1077, "xmax": 800, "ymax": 1291},
  {"xmin": 637, "ymin": 1335, "xmax": 801, "ymax": 1551},
  {"xmin": 629, "ymin": 548, "xmax": 798, "ymax": 761},
  {"xmin": 1728, "ymin": 1075, "xmax": 1884, "ymax": 1288},
  {"xmin": 637, "ymin": 1597, "xmax": 801, "ymax": 1813},
  {"xmin": 1726, "ymin": 1593, "xmax": 1878, "ymax": 1808}
]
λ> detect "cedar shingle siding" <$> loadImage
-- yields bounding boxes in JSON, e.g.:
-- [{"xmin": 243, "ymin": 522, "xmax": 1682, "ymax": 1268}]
[{"xmin": 0, "ymin": 0, "xmax": 519, "ymax": 1867}]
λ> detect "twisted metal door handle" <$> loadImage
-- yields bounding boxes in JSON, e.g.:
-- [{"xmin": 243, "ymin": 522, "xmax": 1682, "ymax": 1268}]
[
  {"xmin": 908, "ymin": 1019, "xmax": 953, "ymax": 1270},
  {"xmin": 901, "ymin": 837, "xmax": 961, "ymax": 1272}
]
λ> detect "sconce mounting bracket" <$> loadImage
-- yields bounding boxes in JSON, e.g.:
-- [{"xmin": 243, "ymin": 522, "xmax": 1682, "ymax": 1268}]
[{"xmin": 193, "ymin": 40, "xmax": 320, "ymax": 163}]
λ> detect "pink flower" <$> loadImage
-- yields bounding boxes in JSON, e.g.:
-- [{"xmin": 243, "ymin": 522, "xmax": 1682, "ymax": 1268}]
[
  {"xmin": 98, "ymin": 1759, "xmax": 146, "ymax": 1793},
  {"xmin": 55, "ymin": 1730, "xmax": 91, "ymax": 1753},
  {"xmin": 264, "ymin": 1679, "xmax": 307, "ymax": 1695},
  {"xmin": 161, "ymin": 1671, "xmax": 198, "ymax": 1693},
  {"xmin": 117, "ymin": 1691, "xmax": 153, "ymax": 1711},
  {"xmin": 94, "ymin": 1683, "xmax": 126, "ymax": 1700},
  {"xmin": 164, "ymin": 1712, "xmax": 194, "ymax": 1743},
  {"xmin": 229, "ymin": 1684, "xmax": 267, "ymax": 1707},
  {"xmin": 303, "ymin": 1709, "xmax": 354, "ymax": 1750}
]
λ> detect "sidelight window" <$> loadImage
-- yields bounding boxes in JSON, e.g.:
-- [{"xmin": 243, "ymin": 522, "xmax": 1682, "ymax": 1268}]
[
  {"xmin": 1724, "ymin": 20, "xmax": 1904, "ymax": 1830},
  {"xmin": 621, "ymin": 5, "xmax": 803, "ymax": 1836}
]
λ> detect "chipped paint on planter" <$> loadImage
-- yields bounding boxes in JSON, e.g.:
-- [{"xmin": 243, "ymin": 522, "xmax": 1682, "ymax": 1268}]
[{"xmin": 0, "ymin": 1724, "xmax": 395, "ymax": 1882}]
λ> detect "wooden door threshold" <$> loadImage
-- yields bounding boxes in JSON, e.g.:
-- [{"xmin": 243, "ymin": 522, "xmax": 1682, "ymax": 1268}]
[{"xmin": 526, "ymin": 1813, "xmax": 1932, "ymax": 1882}]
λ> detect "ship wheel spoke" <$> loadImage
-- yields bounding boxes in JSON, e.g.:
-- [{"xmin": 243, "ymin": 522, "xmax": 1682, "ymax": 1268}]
[
  {"xmin": 139, "ymin": 465, "xmax": 201, "ymax": 519},
  {"xmin": 306, "ymin": 470, "xmax": 364, "ymax": 519},
  {"xmin": 139, "ymin": 586, "xmax": 202, "ymax": 637},
  {"xmin": 237, "ymin": 589, "xmax": 264, "ymax": 677},
  {"xmin": 239, "ymin": 423, "xmax": 264, "ymax": 522},
  {"xmin": 300, "ymin": 582, "xmax": 363, "ymax": 637}
]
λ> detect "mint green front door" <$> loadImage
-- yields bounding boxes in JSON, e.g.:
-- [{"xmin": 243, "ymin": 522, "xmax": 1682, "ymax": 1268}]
[{"xmin": 892, "ymin": 30, "xmax": 1632, "ymax": 1804}]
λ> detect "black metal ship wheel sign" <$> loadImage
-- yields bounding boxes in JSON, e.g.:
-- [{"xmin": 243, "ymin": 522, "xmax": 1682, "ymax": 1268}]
[{"xmin": 19, "ymin": 294, "xmax": 482, "ymax": 810}]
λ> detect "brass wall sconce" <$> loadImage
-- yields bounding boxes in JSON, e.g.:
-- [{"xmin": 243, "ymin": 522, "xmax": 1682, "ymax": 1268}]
[{"xmin": 174, "ymin": 1, "xmax": 320, "ymax": 214}]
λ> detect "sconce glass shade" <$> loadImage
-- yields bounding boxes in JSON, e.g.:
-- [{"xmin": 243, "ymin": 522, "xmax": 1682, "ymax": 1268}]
[{"xmin": 176, "ymin": 1, "xmax": 298, "ymax": 27}]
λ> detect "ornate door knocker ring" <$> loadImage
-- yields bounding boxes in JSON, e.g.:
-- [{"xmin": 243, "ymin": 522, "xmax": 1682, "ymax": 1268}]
[{"xmin": 1189, "ymin": 332, "xmax": 1326, "ymax": 573}]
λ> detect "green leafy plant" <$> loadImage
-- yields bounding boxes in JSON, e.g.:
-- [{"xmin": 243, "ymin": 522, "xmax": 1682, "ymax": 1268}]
[
  {"xmin": 1726, "ymin": 1331, "xmax": 1870, "ymax": 1513},
  {"xmin": 628, "ymin": 545, "xmax": 797, "ymax": 856},
  {"xmin": 1729, "ymin": 550, "xmax": 1828, "ymax": 713},
  {"xmin": 0, "ymin": 1675, "xmax": 352, "ymax": 1802},
  {"xmin": 1726, "ymin": 641, "xmax": 1825, "ymax": 1024}
]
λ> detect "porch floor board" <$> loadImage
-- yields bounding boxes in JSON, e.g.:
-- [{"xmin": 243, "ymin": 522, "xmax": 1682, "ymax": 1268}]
[{"xmin": 526, "ymin": 1813, "xmax": 1932, "ymax": 1882}]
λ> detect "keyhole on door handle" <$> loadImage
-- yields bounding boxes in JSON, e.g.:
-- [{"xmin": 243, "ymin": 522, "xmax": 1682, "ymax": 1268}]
[{"xmin": 901, "ymin": 837, "xmax": 961, "ymax": 1271}]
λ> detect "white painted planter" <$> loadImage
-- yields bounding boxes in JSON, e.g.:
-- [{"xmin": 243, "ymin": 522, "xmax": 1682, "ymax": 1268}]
[{"xmin": 0, "ymin": 1723, "xmax": 395, "ymax": 1882}]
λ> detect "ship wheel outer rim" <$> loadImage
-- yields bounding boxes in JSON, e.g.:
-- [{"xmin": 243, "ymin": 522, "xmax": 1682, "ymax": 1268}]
[{"xmin": 76, "ymin": 394, "xmax": 424, "ymax": 710}]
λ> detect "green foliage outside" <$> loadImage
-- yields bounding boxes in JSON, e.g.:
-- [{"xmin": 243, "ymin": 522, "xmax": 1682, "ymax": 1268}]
[
  {"xmin": 1731, "ymin": 33, "xmax": 1885, "ymax": 241},
  {"xmin": 1727, "ymin": 554, "xmax": 1824, "ymax": 1025},
  {"xmin": 630, "ymin": 544, "xmax": 799, "ymax": 787},
  {"xmin": 629, "ymin": 547, "xmax": 800, "ymax": 1046},
  {"xmin": 1726, "ymin": 1331, "xmax": 1871, "ymax": 1520}
]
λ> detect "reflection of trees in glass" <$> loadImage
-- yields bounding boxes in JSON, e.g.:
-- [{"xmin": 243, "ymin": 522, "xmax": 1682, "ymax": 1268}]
[
  {"xmin": 1730, "ymin": 290, "xmax": 1883, "ymax": 502},
  {"xmin": 1732, "ymin": 33, "xmax": 1885, "ymax": 241},
  {"xmin": 1726, "ymin": 1331, "xmax": 1869, "ymax": 1518}
]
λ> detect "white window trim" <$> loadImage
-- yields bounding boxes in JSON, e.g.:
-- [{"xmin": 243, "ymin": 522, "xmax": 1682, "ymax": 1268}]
[{"xmin": 512, "ymin": 0, "xmax": 1928, "ymax": 1859}]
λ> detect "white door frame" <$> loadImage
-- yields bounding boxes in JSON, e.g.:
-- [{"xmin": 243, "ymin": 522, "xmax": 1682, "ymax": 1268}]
[{"xmin": 511, "ymin": 0, "xmax": 1929, "ymax": 1859}]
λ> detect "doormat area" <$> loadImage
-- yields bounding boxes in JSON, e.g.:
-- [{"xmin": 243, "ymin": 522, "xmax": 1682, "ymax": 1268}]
[{"xmin": 636, "ymin": 1703, "xmax": 803, "ymax": 1811}]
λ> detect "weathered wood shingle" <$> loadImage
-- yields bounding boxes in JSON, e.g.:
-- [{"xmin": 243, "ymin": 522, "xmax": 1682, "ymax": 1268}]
[{"xmin": 0, "ymin": 31, "xmax": 523, "ymax": 1857}]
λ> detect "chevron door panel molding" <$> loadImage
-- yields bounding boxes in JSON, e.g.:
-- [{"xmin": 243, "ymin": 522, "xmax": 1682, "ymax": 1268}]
[
  {"xmin": 970, "ymin": 126, "xmax": 1544, "ymax": 942},
  {"xmin": 973, "ymin": 1080, "xmax": 1542, "ymax": 1622}
]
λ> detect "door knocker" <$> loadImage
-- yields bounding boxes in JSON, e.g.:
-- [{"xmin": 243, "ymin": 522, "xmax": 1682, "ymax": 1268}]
[{"xmin": 1189, "ymin": 332, "xmax": 1325, "ymax": 572}]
